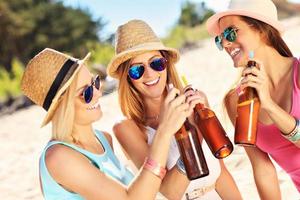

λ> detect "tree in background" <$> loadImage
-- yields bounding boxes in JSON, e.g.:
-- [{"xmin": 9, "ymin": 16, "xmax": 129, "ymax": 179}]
[
  {"xmin": 178, "ymin": 1, "xmax": 214, "ymax": 27},
  {"xmin": 0, "ymin": 0, "xmax": 105, "ymax": 72}
]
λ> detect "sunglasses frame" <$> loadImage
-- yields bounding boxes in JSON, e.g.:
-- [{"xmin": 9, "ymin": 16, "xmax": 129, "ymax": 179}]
[
  {"xmin": 128, "ymin": 57, "xmax": 167, "ymax": 80},
  {"xmin": 82, "ymin": 75, "xmax": 100, "ymax": 104},
  {"xmin": 215, "ymin": 27, "xmax": 238, "ymax": 51}
]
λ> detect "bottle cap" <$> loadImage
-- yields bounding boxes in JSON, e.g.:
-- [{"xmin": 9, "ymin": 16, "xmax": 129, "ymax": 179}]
[{"xmin": 249, "ymin": 51, "xmax": 254, "ymax": 59}]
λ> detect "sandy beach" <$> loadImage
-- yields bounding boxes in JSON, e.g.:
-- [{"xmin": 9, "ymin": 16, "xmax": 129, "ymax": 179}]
[{"xmin": 1, "ymin": 17, "xmax": 300, "ymax": 200}]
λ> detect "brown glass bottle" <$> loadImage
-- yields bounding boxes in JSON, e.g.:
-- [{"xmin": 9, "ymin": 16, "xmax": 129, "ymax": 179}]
[
  {"xmin": 234, "ymin": 60, "xmax": 261, "ymax": 146},
  {"xmin": 175, "ymin": 120, "xmax": 209, "ymax": 180},
  {"xmin": 185, "ymin": 86, "xmax": 233, "ymax": 159}
]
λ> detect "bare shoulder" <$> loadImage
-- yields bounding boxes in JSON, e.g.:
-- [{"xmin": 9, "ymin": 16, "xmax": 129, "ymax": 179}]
[
  {"xmin": 113, "ymin": 119, "xmax": 146, "ymax": 141},
  {"xmin": 45, "ymin": 144, "xmax": 92, "ymax": 182}
]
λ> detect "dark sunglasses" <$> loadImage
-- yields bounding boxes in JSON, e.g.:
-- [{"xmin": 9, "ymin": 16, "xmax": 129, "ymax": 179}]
[
  {"xmin": 215, "ymin": 27, "xmax": 238, "ymax": 51},
  {"xmin": 128, "ymin": 57, "xmax": 167, "ymax": 80},
  {"xmin": 81, "ymin": 75, "xmax": 100, "ymax": 104}
]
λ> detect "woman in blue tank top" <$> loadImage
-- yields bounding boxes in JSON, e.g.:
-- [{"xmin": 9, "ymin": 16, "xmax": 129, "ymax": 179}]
[{"xmin": 21, "ymin": 48, "xmax": 196, "ymax": 200}]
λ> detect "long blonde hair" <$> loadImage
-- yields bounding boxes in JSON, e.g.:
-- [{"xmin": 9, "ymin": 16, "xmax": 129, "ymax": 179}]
[
  {"xmin": 51, "ymin": 73, "xmax": 79, "ymax": 142},
  {"xmin": 117, "ymin": 50, "xmax": 183, "ymax": 131}
]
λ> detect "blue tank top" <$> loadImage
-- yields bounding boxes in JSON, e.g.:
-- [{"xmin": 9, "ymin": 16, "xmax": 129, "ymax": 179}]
[{"xmin": 39, "ymin": 130, "xmax": 134, "ymax": 200}]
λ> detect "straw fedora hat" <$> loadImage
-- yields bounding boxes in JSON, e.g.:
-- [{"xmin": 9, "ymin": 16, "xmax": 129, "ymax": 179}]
[
  {"xmin": 107, "ymin": 19, "xmax": 180, "ymax": 79},
  {"xmin": 21, "ymin": 48, "xmax": 90, "ymax": 127},
  {"xmin": 206, "ymin": 0, "xmax": 285, "ymax": 36}
]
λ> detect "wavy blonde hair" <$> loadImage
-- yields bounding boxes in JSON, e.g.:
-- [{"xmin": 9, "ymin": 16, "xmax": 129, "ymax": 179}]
[
  {"xmin": 51, "ymin": 73, "xmax": 79, "ymax": 142},
  {"xmin": 117, "ymin": 51, "xmax": 183, "ymax": 131}
]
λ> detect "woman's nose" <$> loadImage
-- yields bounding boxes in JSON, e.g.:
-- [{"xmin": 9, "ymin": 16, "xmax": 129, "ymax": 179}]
[
  {"xmin": 143, "ymin": 65, "xmax": 156, "ymax": 78},
  {"xmin": 222, "ymin": 39, "xmax": 232, "ymax": 49}
]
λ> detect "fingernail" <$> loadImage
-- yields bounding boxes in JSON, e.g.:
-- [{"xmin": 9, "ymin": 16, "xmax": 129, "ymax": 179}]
[{"xmin": 167, "ymin": 83, "xmax": 174, "ymax": 91}]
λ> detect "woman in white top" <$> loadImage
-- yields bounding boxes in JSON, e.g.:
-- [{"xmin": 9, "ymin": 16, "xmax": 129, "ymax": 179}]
[{"xmin": 107, "ymin": 19, "xmax": 242, "ymax": 200}]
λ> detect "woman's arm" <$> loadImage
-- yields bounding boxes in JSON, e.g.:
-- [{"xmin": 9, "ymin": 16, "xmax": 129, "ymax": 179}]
[
  {"xmin": 45, "ymin": 88, "xmax": 192, "ymax": 200},
  {"xmin": 215, "ymin": 160, "xmax": 242, "ymax": 200},
  {"xmin": 244, "ymin": 147, "xmax": 281, "ymax": 200},
  {"xmin": 241, "ymin": 63, "xmax": 300, "ymax": 147},
  {"xmin": 114, "ymin": 120, "xmax": 189, "ymax": 199}
]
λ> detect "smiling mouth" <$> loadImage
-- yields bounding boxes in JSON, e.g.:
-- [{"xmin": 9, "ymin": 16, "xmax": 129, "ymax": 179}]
[
  {"xmin": 87, "ymin": 101, "xmax": 100, "ymax": 110},
  {"xmin": 230, "ymin": 48, "xmax": 241, "ymax": 58},
  {"xmin": 144, "ymin": 77, "xmax": 160, "ymax": 86}
]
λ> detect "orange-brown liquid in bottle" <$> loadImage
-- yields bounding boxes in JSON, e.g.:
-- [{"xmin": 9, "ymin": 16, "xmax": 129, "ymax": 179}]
[
  {"xmin": 175, "ymin": 120, "xmax": 209, "ymax": 180},
  {"xmin": 194, "ymin": 103, "xmax": 233, "ymax": 159},
  {"xmin": 234, "ymin": 60, "xmax": 261, "ymax": 146}
]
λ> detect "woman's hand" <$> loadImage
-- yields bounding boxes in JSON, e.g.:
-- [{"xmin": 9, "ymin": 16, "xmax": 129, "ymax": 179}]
[
  {"xmin": 240, "ymin": 60, "xmax": 274, "ymax": 110},
  {"xmin": 184, "ymin": 88, "xmax": 209, "ymax": 126},
  {"xmin": 158, "ymin": 87, "xmax": 194, "ymax": 136}
]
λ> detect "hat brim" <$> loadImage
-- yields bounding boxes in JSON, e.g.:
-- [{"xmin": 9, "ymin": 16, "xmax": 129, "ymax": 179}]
[
  {"xmin": 206, "ymin": 10, "xmax": 285, "ymax": 36},
  {"xmin": 41, "ymin": 52, "xmax": 91, "ymax": 127},
  {"xmin": 107, "ymin": 42, "xmax": 180, "ymax": 79}
]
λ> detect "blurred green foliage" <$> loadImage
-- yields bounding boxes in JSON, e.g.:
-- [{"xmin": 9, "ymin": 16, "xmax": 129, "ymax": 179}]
[
  {"xmin": 163, "ymin": 1, "xmax": 214, "ymax": 49},
  {"xmin": 88, "ymin": 42, "xmax": 115, "ymax": 66},
  {"xmin": 163, "ymin": 24, "xmax": 209, "ymax": 49},
  {"xmin": 0, "ymin": 59, "xmax": 24, "ymax": 101},
  {"xmin": 178, "ymin": 1, "xmax": 214, "ymax": 27},
  {"xmin": 0, "ymin": 0, "xmax": 104, "ymax": 72}
]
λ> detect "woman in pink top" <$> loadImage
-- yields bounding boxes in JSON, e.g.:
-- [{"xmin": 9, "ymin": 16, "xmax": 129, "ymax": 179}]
[{"xmin": 206, "ymin": 0, "xmax": 300, "ymax": 199}]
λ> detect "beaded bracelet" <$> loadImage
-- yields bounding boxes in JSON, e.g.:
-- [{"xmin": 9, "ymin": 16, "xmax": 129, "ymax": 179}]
[
  {"xmin": 143, "ymin": 157, "xmax": 167, "ymax": 180},
  {"xmin": 282, "ymin": 118, "xmax": 300, "ymax": 143},
  {"xmin": 176, "ymin": 157, "xmax": 186, "ymax": 175}
]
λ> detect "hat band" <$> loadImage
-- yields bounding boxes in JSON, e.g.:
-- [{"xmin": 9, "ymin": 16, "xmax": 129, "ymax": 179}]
[{"xmin": 43, "ymin": 59, "xmax": 79, "ymax": 111}]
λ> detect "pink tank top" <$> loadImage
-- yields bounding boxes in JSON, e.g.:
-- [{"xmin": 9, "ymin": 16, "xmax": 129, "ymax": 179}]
[{"xmin": 256, "ymin": 57, "xmax": 300, "ymax": 192}]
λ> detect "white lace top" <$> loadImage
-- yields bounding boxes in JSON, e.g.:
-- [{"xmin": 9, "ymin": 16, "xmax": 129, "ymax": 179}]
[{"xmin": 145, "ymin": 126, "xmax": 222, "ymax": 200}]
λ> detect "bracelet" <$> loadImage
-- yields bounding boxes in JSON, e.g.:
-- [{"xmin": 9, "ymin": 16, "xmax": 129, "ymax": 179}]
[
  {"xmin": 143, "ymin": 157, "xmax": 166, "ymax": 180},
  {"xmin": 289, "ymin": 119, "xmax": 300, "ymax": 142},
  {"xmin": 282, "ymin": 118, "xmax": 300, "ymax": 143},
  {"xmin": 176, "ymin": 157, "xmax": 186, "ymax": 175}
]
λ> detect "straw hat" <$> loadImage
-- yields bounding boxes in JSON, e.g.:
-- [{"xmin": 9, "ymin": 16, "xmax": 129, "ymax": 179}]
[
  {"xmin": 21, "ymin": 48, "xmax": 90, "ymax": 127},
  {"xmin": 107, "ymin": 19, "xmax": 180, "ymax": 79},
  {"xmin": 206, "ymin": 0, "xmax": 285, "ymax": 36}
]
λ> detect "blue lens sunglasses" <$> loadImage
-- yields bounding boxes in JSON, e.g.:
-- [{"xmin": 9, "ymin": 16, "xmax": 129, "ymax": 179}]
[
  {"xmin": 215, "ymin": 27, "xmax": 238, "ymax": 51},
  {"xmin": 81, "ymin": 75, "xmax": 100, "ymax": 103},
  {"xmin": 128, "ymin": 57, "xmax": 167, "ymax": 80}
]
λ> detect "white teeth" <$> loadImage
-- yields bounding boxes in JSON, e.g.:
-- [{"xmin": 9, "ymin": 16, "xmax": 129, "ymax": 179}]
[
  {"xmin": 230, "ymin": 48, "xmax": 240, "ymax": 57},
  {"xmin": 144, "ymin": 78, "xmax": 159, "ymax": 86},
  {"xmin": 87, "ymin": 101, "xmax": 100, "ymax": 110}
]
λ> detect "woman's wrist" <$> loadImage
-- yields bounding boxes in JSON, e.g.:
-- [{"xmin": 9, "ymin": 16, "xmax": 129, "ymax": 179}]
[
  {"xmin": 260, "ymin": 96, "xmax": 276, "ymax": 111},
  {"xmin": 282, "ymin": 118, "xmax": 300, "ymax": 142},
  {"xmin": 143, "ymin": 157, "xmax": 167, "ymax": 180},
  {"xmin": 156, "ymin": 125, "xmax": 173, "ymax": 139}
]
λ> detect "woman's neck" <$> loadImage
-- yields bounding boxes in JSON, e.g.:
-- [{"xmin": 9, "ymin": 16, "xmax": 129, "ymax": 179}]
[
  {"xmin": 143, "ymin": 89, "xmax": 167, "ymax": 127},
  {"xmin": 256, "ymin": 46, "xmax": 294, "ymax": 87},
  {"xmin": 71, "ymin": 124, "xmax": 95, "ymax": 145}
]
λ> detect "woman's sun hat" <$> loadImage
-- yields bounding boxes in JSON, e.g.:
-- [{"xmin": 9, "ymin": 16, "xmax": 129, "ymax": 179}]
[
  {"xmin": 107, "ymin": 19, "xmax": 180, "ymax": 79},
  {"xmin": 21, "ymin": 48, "xmax": 90, "ymax": 127},
  {"xmin": 206, "ymin": 0, "xmax": 285, "ymax": 36}
]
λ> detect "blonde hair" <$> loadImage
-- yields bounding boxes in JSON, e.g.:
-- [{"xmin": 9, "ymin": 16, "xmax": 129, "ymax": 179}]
[
  {"xmin": 51, "ymin": 73, "xmax": 79, "ymax": 142},
  {"xmin": 117, "ymin": 50, "xmax": 183, "ymax": 131}
]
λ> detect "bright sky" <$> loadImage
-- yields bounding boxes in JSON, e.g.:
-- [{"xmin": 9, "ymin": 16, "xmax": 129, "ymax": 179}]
[{"xmin": 62, "ymin": 0, "xmax": 300, "ymax": 38}]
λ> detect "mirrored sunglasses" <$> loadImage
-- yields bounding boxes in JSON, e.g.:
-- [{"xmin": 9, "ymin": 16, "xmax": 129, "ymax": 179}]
[
  {"xmin": 215, "ymin": 27, "xmax": 238, "ymax": 51},
  {"xmin": 82, "ymin": 75, "xmax": 100, "ymax": 104},
  {"xmin": 128, "ymin": 57, "xmax": 167, "ymax": 80}
]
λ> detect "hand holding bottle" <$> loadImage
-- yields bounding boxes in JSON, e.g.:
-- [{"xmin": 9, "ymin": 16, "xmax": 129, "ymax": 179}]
[
  {"xmin": 240, "ymin": 59, "xmax": 273, "ymax": 110},
  {"xmin": 158, "ymin": 86, "xmax": 194, "ymax": 137}
]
